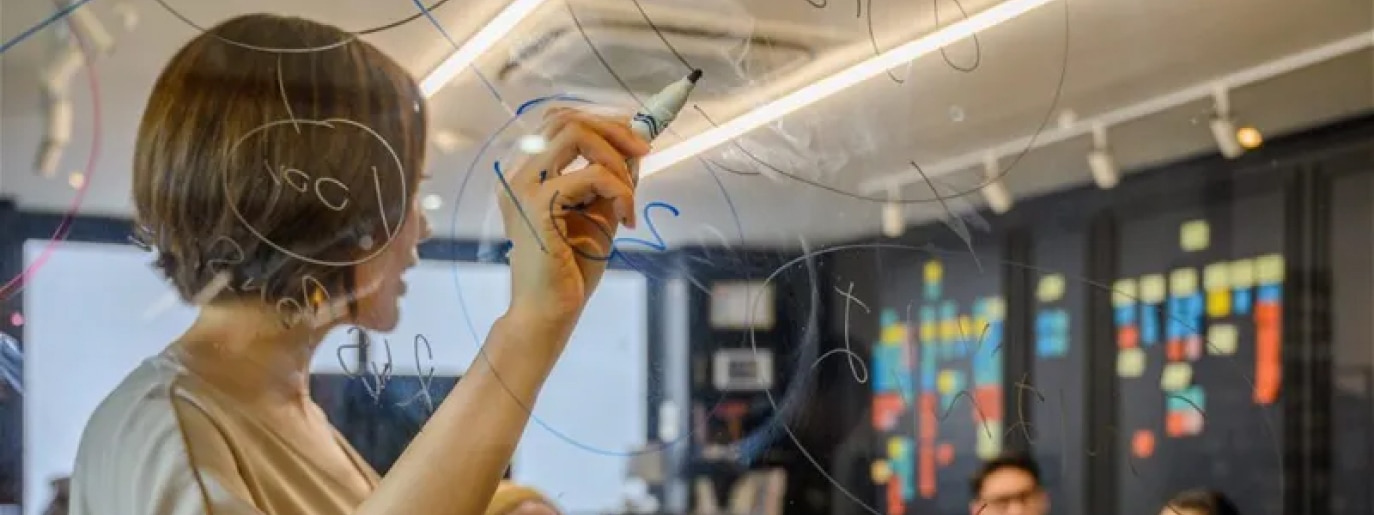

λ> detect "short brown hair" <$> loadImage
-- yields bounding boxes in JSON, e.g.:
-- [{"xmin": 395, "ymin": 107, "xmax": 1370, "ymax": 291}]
[{"xmin": 132, "ymin": 14, "xmax": 427, "ymax": 311}]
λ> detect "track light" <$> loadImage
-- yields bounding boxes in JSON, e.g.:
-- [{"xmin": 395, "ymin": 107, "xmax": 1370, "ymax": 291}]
[
  {"xmin": 36, "ymin": 94, "xmax": 73, "ymax": 177},
  {"xmin": 881, "ymin": 187, "xmax": 905, "ymax": 238},
  {"xmin": 980, "ymin": 153, "xmax": 1013, "ymax": 214},
  {"xmin": 1236, "ymin": 126, "xmax": 1263, "ymax": 149},
  {"xmin": 1087, "ymin": 123, "xmax": 1119, "ymax": 189},
  {"xmin": 1210, "ymin": 87, "xmax": 1245, "ymax": 159}
]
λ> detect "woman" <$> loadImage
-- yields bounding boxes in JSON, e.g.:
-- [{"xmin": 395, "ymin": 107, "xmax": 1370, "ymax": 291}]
[
  {"xmin": 1160, "ymin": 489, "xmax": 1242, "ymax": 515},
  {"xmin": 69, "ymin": 13, "xmax": 646, "ymax": 515}
]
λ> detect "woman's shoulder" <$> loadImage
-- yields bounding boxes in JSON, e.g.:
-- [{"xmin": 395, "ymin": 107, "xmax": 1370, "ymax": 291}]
[
  {"xmin": 70, "ymin": 355, "xmax": 250, "ymax": 514},
  {"xmin": 75, "ymin": 355, "xmax": 218, "ymax": 464}
]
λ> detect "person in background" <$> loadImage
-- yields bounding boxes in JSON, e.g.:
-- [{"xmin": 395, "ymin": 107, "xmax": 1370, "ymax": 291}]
[
  {"xmin": 1160, "ymin": 489, "xmax": 1241, "ymax": 515},
  {"xmin": 969, "ymin": 453, "xmax": 1049, "ymax": 515},
  {"xmin": 69, "ymin": 12, "xmax": 644, "ymax": 515}
]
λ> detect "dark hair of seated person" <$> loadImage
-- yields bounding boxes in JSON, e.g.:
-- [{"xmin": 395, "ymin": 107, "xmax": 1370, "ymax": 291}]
[
  {"xmin": 1165, "ymin": 488, "xmax": 1241, "ymax": 515},
  {"xmin": 969, "ymin": 452, "xmax": 1042, "ymax": 497}
]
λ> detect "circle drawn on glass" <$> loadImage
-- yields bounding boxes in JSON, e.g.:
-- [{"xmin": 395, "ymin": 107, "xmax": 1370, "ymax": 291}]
[{"xmin": 224, "ymin": 118, "xmax": 407, "ymax": 267}]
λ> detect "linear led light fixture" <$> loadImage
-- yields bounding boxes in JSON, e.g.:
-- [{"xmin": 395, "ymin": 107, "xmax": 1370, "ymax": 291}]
[
  {"xmin": 638, "ymin": 0, "xmax": 1056, "ymax": 178},
  {"xmin": 859, "ymin": 28, "xmax": 1374, "ymax": 194},
  {"xmin": 420, "ymin": 0, "xmax": 548, "ymax": 98}
]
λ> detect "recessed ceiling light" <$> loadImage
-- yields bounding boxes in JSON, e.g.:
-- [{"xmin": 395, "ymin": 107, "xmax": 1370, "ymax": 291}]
[
  {"xmin": 67, "ymin": 171, "xmax": 85, "ymax": 189},
  {"xmin": 422, "ymin": 194, "xmax": 443, "ymax": 211}
]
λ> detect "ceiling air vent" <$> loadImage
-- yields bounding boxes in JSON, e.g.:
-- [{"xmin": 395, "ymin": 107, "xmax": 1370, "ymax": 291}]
[{"xmin": 495, "ymin": 1, "xmax": 823, "ymax": 103}]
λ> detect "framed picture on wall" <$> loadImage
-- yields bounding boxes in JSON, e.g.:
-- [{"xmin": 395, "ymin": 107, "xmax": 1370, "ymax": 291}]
[{"xmin": 710, "ymin": 281, "xmax": 775, "ymax": 330}]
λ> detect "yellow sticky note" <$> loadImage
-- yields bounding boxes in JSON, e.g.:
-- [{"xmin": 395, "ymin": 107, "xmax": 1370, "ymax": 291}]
[
  {"xmin": 1256, "ymin": 254, "xmax": 1285, "ymax": 284},
  {"xmin": 1180, "ymin": 220, "xmax": 1210, "ymax": 252},
  {"xmin": 1203, "ymin": 263, "xmax": 1231, "ymax": 291},
  {"xmin": 1160, "ymin": 363, "xmax": 1193, "ymax": 392},
  {"xmin": 1230, "ymin": 259, "xmax": 1256, "ymax": 289},
  {"xmin": 882, "ymin": 325, "xmax": 908, "ymax": 344},
  {"xmin": 958, "ymin": 316, "xmax": 974, "ymax": 339},
  {"xmin": 924, "ymin": 260, "xmax": 944, "ymax": 283},
  {"xmin": 1170, "ymin": 268, "xmax": 1199, "ymax": 297},
  {"xmin": 887, "ymin": 437, "xmax": 907, "ymax": 457},
  {"xmin": 984, "ymin": 297, "xmax": 1006, "ymax": 322},
  {"xmin": 1117, "ymin": 348, "xmax": 1145, "ymax": 378},
  {"xmin": 1207, "ymin": 324, "xmax": 1238, "ymax": 355},
  {"xmin": 937, "ymin": 370, "xmax": 956, "ymax": 394},
  {"xmin": 871, "ymin": 460, "xmax": 893, "ymax": 484},
  {"xmin": 920, "ymin": 323, "xmax": 935, "ymax": 342},
  {"xmin": 939, "ymin": 320, "xmax": 958, "ymax": 342},
  {"xmin": 1037, "ymin": 274, "xmax": 1066, "ymax": 303},
  {"xmin": 1112, "ymin": 278, "xmax": 1138, "ymax": 307},
  {"xmin": 1206, "ymin": 290, "xmax": 1231, "ymax": 318},
  {"xmin": 1140, "ymin": 275, "xmax": 1166, "ymax": 304},
  {"xmin": 976, "ymin": 420, "xmax": 1003, "ymax": 459}
]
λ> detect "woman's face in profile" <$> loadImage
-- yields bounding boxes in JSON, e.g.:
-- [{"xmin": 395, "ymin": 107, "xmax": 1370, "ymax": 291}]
[{"xmin": 350, "ymin": 194, "xmax": 431, "ymax": 331}]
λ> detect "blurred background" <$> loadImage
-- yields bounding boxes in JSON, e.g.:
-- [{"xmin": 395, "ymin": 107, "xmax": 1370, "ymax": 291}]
[{"xmin": 1, "ymin": 0, "xmax": 1372, "ymax": 514}]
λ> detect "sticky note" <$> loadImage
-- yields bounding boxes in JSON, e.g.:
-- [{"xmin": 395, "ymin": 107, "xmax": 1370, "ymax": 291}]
[
  {"xmin": 976, "ymin": 420, "xmax": 1003, "ymax": 459},
  {"xmin": 882, "ymin": 324, "xmax": 908, "ymax": 344},
  {"xmin": 939, "ymin": 320, "xmax": 958, "ymax": 343},
  {"xmin": 920, "ymin": 323, "xmax": 935, "ymax": 343},
  {"xmin": 937, "ymin": 370, "xmax": 956, "ymax": 394},
  {"xmin": 1132, "ymin": 430, "xmax": 1156, "ymax": 458},
  {"xmin": 1170, "ymin": 268, "xmax": 1199, "ymax": 297},
  {"xmin": 1206, "ymin": 290, "xmax": 1231, "ymax": 318},
  {"xmin": 1256, "ymin": 254, "xmax": 1285, "ymax": 284},
  {"xmin": 1112, "ymin": 278, "xmax": 1138, "ymax": 307},
  {"xmin": 880, "ymin": 309, "xmax": 899, "ymax": 327},
  {"xmin": 984, "ymin": 297, "xmax": 1006, "ymax": 321},
  {"xmin": 871, "ymin": 460, "xmax": 892, "ymax": 484},
  {"xmin": 1117, "ymin": 348, "xmax": 1145, "ymax": 378},
  {"xmin": 1230, "ymin": 259, "xmax": 1256, "ymax": 289},
  {"xmin": 958, "ymin": 315, "xmax": 974, "ymax": 340},
  {"xmin": 1180, "ymin": 220, "xmax": 1210, "ymax": 252},
  {"xmin": 1160, "ymin": 363, "xmax": 1193, "ymax": 391},
  {"xmin": 924, "ymin": 260, "xmax": 944, "ymax": 284},
  {"xmin": 1207, "ymin": 324, "xmax": 1238, "ymax": 355},
  {"xmin": 1140, "ymin": 275, "xmax": 1166, "ymax": 304},
  {"xmin": 1037, "ymin": 274, "xmax": 1066, "ymax": 303},
  {"xmin": 1203, "ymin": 263, "xmax": 1230, "ymax": 291}
]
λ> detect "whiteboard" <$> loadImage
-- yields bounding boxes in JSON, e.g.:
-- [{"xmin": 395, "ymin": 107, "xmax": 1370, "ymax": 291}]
[{"xmin": 21, "ymin": 240, "xmax": 647, "ymax": 515}]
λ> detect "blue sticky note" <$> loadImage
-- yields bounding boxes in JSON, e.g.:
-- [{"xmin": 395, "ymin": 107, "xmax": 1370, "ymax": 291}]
[
  {"xmin": 940, "ymin": 301, "xmax": 958, "ymax": 321},
  {"xmin": 1140, "ymin": 306, "xmax": 1160, "ymax": 346},
  {"xmin": 880, "ymin": 309, "xmax": 898, "ymax": 327},
  {"xmin": 1258, "ymin": 284, "xmax": 1282, "ymax": 303},
  {"xmin": 920, "ymin": 306, "xmax": 936, "ymax": 325},
  {"xmin": 1233, "ymin": 288, "xmax": 1253, "ymax": 315},
  {"xmin": 921, "ymin": 355, "xmax": 937, "ymax": 391},
  {"xmin": 1167, "ymin": 385, "xmax": 1207, "ymax": 413},
  {"xmin": 872, "ymin": 345, "xmax": 901, "ymax": 392},
  {"xmin": 1115, "ymin": 306, "xmax": 1136, "ymax": 326},
  {"xmin": 1166, "ymin": 297, "xmax": 1184, "ymax": 341},
  {"xmin": 924, "ymin": 282, "xmax": 940, "ymax": 301}
]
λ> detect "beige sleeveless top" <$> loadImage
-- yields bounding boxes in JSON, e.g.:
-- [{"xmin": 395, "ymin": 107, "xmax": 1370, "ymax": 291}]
[
  {"xmin": 69, "ymin": 354, "xmax": 376, "ymax": 514},
  {"xmin": 69, "ymin": 354, "xmax": 546, "ymax": 515}
]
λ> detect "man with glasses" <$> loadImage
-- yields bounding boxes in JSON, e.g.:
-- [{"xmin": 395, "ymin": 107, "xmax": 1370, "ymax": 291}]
[{"xmin": 969, "ymin": 453, "xmax": 1049, "ymax": 515}]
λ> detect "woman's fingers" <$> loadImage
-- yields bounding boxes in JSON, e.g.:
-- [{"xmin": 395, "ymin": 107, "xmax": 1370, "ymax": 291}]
[
  {"xmin": 545, "ymin": 107, "xmax": 649, "ymax": 157},
  {"xmin": 547, "ymin": 164, "xmax": 637, "ymax": 229}
]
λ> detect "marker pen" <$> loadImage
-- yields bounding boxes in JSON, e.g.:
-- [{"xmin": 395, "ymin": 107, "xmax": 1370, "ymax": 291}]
[
  {"xmin": 626, "ymin": 68, "xmax": 702, "ymax": 183},
  {"xmin": 558, "ymin": 69, "xmax": 702, "ymax": 184}
]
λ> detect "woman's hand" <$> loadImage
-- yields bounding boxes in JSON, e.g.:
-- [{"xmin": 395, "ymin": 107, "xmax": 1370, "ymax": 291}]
[{"xmin": 497, "ymin": 107, "xmax": 649, "ymax": 329}]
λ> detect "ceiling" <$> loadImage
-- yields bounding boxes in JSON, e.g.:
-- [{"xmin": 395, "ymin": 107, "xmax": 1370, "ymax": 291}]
[{"xmin": 1, "ymin": 0, "xmax": 1371, "ymax": 249}]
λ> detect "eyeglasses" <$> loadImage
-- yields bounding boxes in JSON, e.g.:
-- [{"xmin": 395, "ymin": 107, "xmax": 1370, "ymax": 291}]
[{"xmin": 976, "ymin": 487, "xmax": 1043, "ymax": 513}]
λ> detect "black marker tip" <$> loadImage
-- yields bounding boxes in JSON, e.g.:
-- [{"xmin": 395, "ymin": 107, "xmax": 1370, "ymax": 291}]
[{"xmin": 687, "ymin": 69, "xmax": 703, "ymax": 84}]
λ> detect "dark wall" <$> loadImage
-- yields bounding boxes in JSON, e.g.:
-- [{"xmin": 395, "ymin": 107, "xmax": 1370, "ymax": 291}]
[{"xmin": 829, "ymin": 112, "xmax": 1374, "ymax": 515}]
